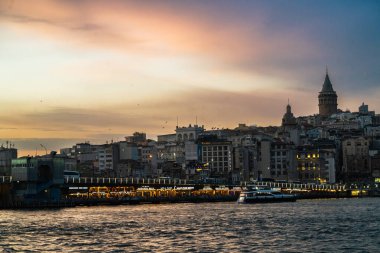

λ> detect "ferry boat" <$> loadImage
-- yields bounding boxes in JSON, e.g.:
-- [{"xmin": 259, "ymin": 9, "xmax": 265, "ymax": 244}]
[{"xmin": 238, "ymin": 186, "xmax": 297, "ymax": 204}]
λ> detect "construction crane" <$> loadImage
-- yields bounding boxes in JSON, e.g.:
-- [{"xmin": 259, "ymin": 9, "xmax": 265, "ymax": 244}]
[{"xmin": 40, "ymin": 144, "xmax": 47, "ymax": 155}]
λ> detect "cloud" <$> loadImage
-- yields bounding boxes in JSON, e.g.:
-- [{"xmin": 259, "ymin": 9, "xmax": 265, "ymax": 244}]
[
  {"xmin": 0, "ymin": 87, "xmax": 315, "ymax": 139},
  {"xmin": 0, "ymin": 0, "xmax": 320, "ymax": 89},
  {"xmin": 0, "ymin": 0, "xmax": 379, "ymax": 155},
  {"xmin": 2, "ymin": 0, "xmax": 378, "ymax": 94}
]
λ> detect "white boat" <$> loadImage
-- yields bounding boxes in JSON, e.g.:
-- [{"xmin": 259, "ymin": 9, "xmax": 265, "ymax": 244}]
[{"xmin": 238, "ymin": 186, "xmax": 296, "ymax": 204}]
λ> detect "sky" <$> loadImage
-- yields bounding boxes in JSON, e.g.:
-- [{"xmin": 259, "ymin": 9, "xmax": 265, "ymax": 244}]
[{"xmin": 0, "ymin": 0, "xmax": 379, "ymax": 156}]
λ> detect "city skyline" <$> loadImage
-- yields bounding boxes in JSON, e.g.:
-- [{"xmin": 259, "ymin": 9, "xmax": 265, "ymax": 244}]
[{"xmin": 1, "ymin": 0, "xmax": 379, "ymax": 155}]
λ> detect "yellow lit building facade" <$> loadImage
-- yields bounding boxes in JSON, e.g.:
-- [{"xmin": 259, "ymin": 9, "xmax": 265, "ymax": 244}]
[{"xmin": 296, "ymin": 146, "xmax": 336, "ymax": 184}]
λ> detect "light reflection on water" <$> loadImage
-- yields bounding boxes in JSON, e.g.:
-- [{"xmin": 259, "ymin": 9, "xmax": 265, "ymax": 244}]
[{"xmin": 0, "ymin": 198, "xmax": 379, "ymax": 252}]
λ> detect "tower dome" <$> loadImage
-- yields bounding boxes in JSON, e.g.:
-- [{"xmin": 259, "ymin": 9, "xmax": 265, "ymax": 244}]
[{"xmin": 282, "ymin": 101, "xmax": 296, "ymax": 126}]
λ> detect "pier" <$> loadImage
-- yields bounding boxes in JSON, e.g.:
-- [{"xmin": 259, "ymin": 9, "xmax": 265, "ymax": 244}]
[
  {"xmin": 63, "ymin": 177, "xmax": 350, "ymax": 204},
  {"xmin": 1, "ymin": 174, "xmax": 373, "ymax": 208}
]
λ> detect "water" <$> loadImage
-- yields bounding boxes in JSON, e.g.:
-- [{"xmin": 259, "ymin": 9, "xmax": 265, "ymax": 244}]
[{"xmin": 0, "ymin": 198, "xmax": 379, "ymax": 252}]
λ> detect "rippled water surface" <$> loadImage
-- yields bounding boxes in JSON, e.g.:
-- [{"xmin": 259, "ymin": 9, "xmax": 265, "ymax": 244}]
[{"xmin": 1, "ymin": 198, "xmax": 379, "ymax": 252}]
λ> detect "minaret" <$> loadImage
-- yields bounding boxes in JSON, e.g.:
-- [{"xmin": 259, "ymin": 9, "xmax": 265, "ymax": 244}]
[{"xmin": 318, "ymin": 69, "xmax": 338, "ymax": 117}]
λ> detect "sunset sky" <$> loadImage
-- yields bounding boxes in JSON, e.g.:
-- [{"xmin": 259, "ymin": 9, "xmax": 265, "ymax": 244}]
[{"xmin": 0, "ymin": 0, "xmax": 379, "ymax": 155}]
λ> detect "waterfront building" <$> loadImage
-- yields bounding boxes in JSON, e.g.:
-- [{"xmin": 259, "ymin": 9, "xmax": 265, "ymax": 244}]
[
  {"xmin": 0, "ymin": 146, "xmax": 17, "ymax": 176},
  {"xmin": 116, "ymin": 141, "xmax": 142, "ymax": 177},
  {"xmin": 156, "ymin": 142, "xmax": 184, "ymax": 163},
  {"xmin": 119, "ymin": 142, "xmax": 139, "ymax": 161},
  {"xmin": 229, "ymin": 135, "xmax": 256, "ymax": 182},
  {"xmin": 185, "ymin": 141, "xmax": 200, "ymax": 161},
  {"xmin": 270, "ymin": 140, "xmax": 297, "ymax": 182},
  {"xmin": 296, "ymin": 146, "xmax": 326, "ymax": 183},
  {"xmin": 140, "ymin": 141, "xmax": 158, "ymax": 177},
  {"xmin": 201, "ymin": 140, "xmax": 232, "ymax": 180},
  {"xmin": 63, "ymin": 156, "xmax": 77, "ymax": 171},
  {"xmin": 11, "ymin": 153, "xmax": 64, "ymax": 202},
  {"xmin": 116, "ymin": 159, "xmax": 142, "ymax": 177},
  {"xmin": 322, "ymin": 152, "xmax": 336, "ymax": 184},
  {"xmin": 60, "ymin": 142, "xmax": 92, "ymax": 158},
  {"xmin": 370, "ymin": 153, "xmax": 380, "ymax": 179},
  {"xmin": 60, "ymin": 142, "xmax": 98, "ymax": 176},
  {"xmin": 342, "ymin": 137, "xmax": 371, "ymax": 182},
  {"xmin": 313, "ymin": 138, "xmax": 338, "ymax": 181},
  {"xmin": 318, "ymin": 71, "xmax": 338, "ymax": 117},
  {"xmin": 369, "ymin": 139, "xmax": 380, "ymax": 179},
  {"xmin": 94, "ymin": 144, "xmax": 119, "ymax": 177},
  {"xmin": 255, "ymin": 138, "xmax": 272, "ymax": 180}
]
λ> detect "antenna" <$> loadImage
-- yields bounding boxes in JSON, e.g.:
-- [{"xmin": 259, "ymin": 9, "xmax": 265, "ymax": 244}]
[
  {"xmin": 196, "ymin": 116, "xmax": 198, "ymax": 125},
  {"xmin": 176, "ymin": 116, "xmax": 179, "ymax": 128}
]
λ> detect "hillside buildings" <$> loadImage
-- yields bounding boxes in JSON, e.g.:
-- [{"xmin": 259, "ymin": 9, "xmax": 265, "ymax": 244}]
[{"xmin": 5, "ymin": 70, "xmax": 380, "ymax": 185}]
